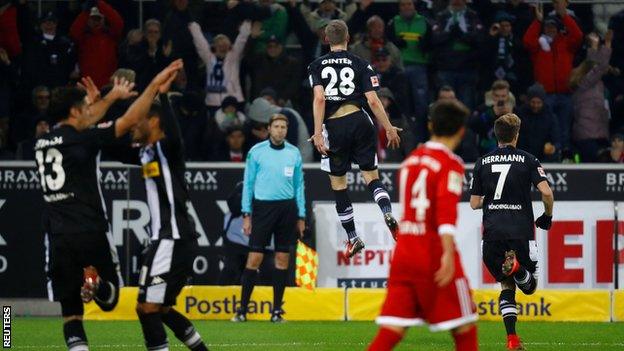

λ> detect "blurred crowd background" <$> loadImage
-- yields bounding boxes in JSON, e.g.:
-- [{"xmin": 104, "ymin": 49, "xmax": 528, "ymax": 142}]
[{"xmin": 1, "ymin": 0, "xmax": 624, "ymax": 163}]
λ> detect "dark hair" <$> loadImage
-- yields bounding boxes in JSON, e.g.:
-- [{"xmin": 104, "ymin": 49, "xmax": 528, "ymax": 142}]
[
  {"xmin": 325, "ymin": 20, "xmax": 349, "ymax": 45},
  {"xmin": 494, "ymin": 113, "xmax": 521, "ymax": 143},
  {"xmin": 226, "ymin": 125, "xmax": 245, "ymax": 135},
  {"xmin": 429, "ymin": 100, "xmax": 469, "ymax": 137},
  {"xmin": 49, "ymin": 87, "xmax": 86, "ymax": 122}
]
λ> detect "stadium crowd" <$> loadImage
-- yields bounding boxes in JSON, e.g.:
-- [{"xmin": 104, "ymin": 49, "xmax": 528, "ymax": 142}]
[{"xmin": 1, "ymin": 0, "xmax": 624, "ymax": 163}]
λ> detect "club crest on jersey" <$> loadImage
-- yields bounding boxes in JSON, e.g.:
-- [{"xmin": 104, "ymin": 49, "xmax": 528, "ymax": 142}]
[
  {"xmin": 370, "ymin": 76, "xmax": 379, "ymax": 87},
  {"xmin": 142, "ymin": 161, "xmax": 160, "ymax": 178}
]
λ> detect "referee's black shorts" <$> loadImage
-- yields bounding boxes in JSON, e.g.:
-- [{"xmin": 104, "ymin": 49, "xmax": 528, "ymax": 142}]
[
  {"xmin": 45, "ymin": 232, "xmax": 121, "ymax": 302},
  {"xmin": 321, "ymin": 110, "xmax": 378, "ymax": 176},
  {"xmin": 250, "ymin": 199, "xmax": 298, "ymax": 253},
  {"xmin": 482, "ymin": 239, "xmax": 538, "ymax": 282},
  {"xmin": 138, "ymin": 238, "xmax": 197, "ymax": 306}
]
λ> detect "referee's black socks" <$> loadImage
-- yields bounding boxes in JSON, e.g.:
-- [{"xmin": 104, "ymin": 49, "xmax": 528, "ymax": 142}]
[
  {"xmin": 273, "ymin": 268, "xmax": 288, "ymax": 312},
  {"xmin": 63, "ymin": 319, "xmax": 88, "ymax": 351},
  {"xmin": 333, "ymin": 189, "xmax": 358, "ymax": 242},
  {"xmin": 94, "ymin": 280, "xmax": 118, "ymax": 311},
  {"xmin": 162, "ymin": 309, "xmax": 208, "ymax": 350},
  {"xmin": 368, "ymin": 179, "xmax": 392, "ymax": 215},
  {"xmin": 239, "ymin": 268, "xmax": 258, "ymax": 315},
  {"xmin": 138, "ymin": 311, "xmax": 168, "ymax": 351}
]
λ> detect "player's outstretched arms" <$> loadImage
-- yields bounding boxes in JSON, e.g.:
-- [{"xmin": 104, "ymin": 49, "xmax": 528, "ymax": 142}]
[
  {"xmin": 469, "ymin": 195, "xmax": 483, "ymax": 210},
  {"xmin": 310, "ymin": 85, "xmax": 328, "ymax": 155},
  {"xmin": 364, "ymin": 91, "xmax": 401, "ymax": 149},
  {"xmin": 535, "ymin": 180, "xmax": 554, "ymax": 230},
  {"xmin": 80, "ymin": 76, "xmax": 138, "ymax": 126},
  {"xmin": 114, "ymin": 59, "xmax": 183, "ymax": 138}
]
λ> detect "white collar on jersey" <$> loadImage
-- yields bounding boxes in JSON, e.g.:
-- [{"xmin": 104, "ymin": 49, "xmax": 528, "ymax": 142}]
[{"xmin": 425, "ymin": 141, "xmax": 450, "ymax": 152}]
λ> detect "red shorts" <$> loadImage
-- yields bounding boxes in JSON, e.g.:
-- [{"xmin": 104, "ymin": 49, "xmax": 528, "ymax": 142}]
[{"xmin": 376, "ymin": 253, "xmax": 477, "ymax": 331}]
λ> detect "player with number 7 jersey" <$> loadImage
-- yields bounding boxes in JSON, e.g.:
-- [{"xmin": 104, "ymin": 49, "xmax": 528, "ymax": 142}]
[{"xmin": 370, "ymin": 100, "xmax": 477, "ymax": 351}]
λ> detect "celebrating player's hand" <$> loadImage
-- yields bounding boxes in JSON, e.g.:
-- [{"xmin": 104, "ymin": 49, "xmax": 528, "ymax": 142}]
[
  {"xmin": 297, "ymin": 219, "xmax": 306, "ymax": 238},
  {"xmin": 77, "ymin": 77, "xmax": 101, "ymax": 104},
  {"xmin": 109, "ymin": 77, "xmax": 138, "ymax": 101},
  {"xmin": 386, "ymin": 126, "xmax": 402, "ymax": 149},
  {"xmin": 310, "ymin": 133, "xmax": 328, "ymax": 156},
  {"xmin": 158, "ymin": 71, "xmax": 178, "ymax": 94},
  {"xmin": 152, "ymin": 59, "xmax": 184, "ymax": 89},
  {"xmin": 243, "ymin": 216, "xmax": 252, "ymax": 236},
  {"xmin": 535, "ymin": 213, "xmax": 552, "ymax": 230},
  {"xmin": 434, "ymin": 251, "xmax": 455, "ymax": 287}
]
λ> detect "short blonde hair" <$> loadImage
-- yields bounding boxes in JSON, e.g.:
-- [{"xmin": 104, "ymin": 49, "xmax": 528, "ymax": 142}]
[
  {"xmin": 325, "ymin": 20, "xmax": 349, "ymax": 46},
  {"xmin": 494, "ymin": 113, "xmax": 521, "ymax": 143},
  {"xmin": 269, "ymin": 114, "xmax": 289, "ymax": 126}
]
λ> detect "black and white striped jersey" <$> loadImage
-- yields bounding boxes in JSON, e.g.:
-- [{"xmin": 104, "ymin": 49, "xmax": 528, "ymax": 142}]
[
  {"xmin": 138, "ymin": 94, "xmax": 197, "ymax": 241},
  {"xmin": 35, "ymin": 122, "xmax": 117, "ymax": 234}
]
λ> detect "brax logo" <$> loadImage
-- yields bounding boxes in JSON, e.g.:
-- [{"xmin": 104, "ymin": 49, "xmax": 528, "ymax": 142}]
[
  {"xmin": 346, "ymin": 171, "xmax": 393, "ymax": 192},
  {"xmin": 100, "ymin": 170, "xmax": 129, "ymax": 190},
  {"xmin": 0, "ymin": 170, "xmax": 41, "ymax": 190},
  {"xmin": 606, "ymin": 173, "xmax": 624, "ymax": 192},
  {"xmin": 185, "ymin": 171, "xmax": 218, "ymax": 191},
  {"xmin": 544, "ymin": 172, "xmax": 568, "ymax": 192}
]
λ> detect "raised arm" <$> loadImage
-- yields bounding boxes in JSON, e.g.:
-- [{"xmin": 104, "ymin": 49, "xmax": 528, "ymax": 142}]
[
  {"xmin": 81, "ymin": 76, "xmax": 137, "ymax": 126},
  {"xmin": 98, "ymin": 0, "xmax": 124, "ymax": 40},
  {"xmin": 188, "ymin": 21, "xmax": 212, "ymax": 64},
  {"xmin": 69, "ymin": 9, "xmax": 89, "ymax": 44},
  {"xmin": 114, "ymin": 60, "xmax": 183, "ymax": 138},
  {"xmin": 231, "ymin": 21, "xmax": 252, "ymax": 61}
]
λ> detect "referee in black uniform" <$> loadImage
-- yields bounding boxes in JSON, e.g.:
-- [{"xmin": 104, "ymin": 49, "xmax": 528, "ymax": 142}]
[
  {"xmin": 469, "ymin": 113, "xmax": 554, "ymax": 350},
  {"xmin": 36, "ymin": 62, "xmax": 181, "ymax": 351}
]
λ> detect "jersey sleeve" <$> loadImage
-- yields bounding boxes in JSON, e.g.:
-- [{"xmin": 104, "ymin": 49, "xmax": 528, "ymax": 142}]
[
  {"xmin": 530, "ymin": 157, "xmax": 548, "ymax": 187},
  {"xmin": 469, "ymin": 159, "xmax": 483, "ymax": 196},
  {"xmin": 307, "ymin": 61, "xmax": 322, "ymax": 88},
  {"xmin": 435, "ymin": 162, "xmax": 464, "ymax": 236},
  {"xmin": 83, "ymin": 121, "xmax": 117, "ymax": 148},
  {"xmin": 359, "ymin": 59, "xmax": 380, "ymax": 93},
  {"xmin": 159, "ymin": 93, "xmax": 182, "ymax": 148}
]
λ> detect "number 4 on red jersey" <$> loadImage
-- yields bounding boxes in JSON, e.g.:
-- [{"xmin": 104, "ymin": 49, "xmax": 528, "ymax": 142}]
[{"xmin": 398, "ymin": 142, "xmax": 464, "ymax": 237}]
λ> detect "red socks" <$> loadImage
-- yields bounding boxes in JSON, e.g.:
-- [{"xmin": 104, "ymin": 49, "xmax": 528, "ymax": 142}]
[
  {"xmin": 453, "ymin": 325, "xmax": 478, "ymax": 351},
  {"xmin": 368, "ymin": 327, "xmax": 403, "ymax": 351}
]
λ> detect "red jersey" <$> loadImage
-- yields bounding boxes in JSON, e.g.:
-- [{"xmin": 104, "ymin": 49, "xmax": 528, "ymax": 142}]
[{"xmin": 393, "ymin": 141, "xmax": 465, "ymax": 274}]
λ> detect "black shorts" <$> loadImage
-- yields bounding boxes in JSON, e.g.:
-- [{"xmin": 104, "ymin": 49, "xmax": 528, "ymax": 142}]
[
  {"xmin": 321, "ymin": 110, "xmax": 378, "ymax": 176},
  {"xmin": 138, "ymin": 238, "xmax": 196, "ymax": 306},
  {"xmin": 46, "ymin": 232, "xmax": 121, "ymax": 302},
  {"xmin": 250, "ymin": 199, "xmax": 298, "ymax": 253},
  {"xmin": 482, "ymin": 239, "xmax": 538, "ymax": 282}
]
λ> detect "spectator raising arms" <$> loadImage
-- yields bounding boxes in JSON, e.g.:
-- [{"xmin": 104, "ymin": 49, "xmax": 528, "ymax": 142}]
[
  {"xmin": 570, "ymin": 32, "xmax": 612, "ymax": 162},
  {"xmin": 188, "ymin": 20, "xmax": 251, "ymax": 115},
  {"xmin": 523, "ymin": 1, "xmax": 582, "ymax": 151},
  {"xmin": 70, "ymin": 0, "xmax": 124, "ymax": 88}
]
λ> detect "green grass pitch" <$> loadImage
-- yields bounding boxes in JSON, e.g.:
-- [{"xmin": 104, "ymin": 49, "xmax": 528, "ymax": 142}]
[{"xmin": 10, "ymin": 318, "xmax": 624, "ymax": 350}]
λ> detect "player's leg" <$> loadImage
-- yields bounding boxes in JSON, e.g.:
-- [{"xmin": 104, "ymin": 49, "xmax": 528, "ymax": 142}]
[
  {"xmin": 136, "ymin": 302, "xmax": 169, "ymax": 351},
  {"xmin": 504, "ymin": 241, "xmax": 538, "ymax": 295},
  {"xmin": 81, "ymin": 232, "xmax": 121, "ymax": 311},
  {"xmin": 499, "ymin": 278, "xmax": 523, "ymax": 350},
  {"xmin": 161, "ymin": 306, "xmax": 208, "ymax": 351},
  {"xmin": 484, "ymin": 240, "xmax": 524, "ymax": 350},
  {"xmin": 361, "ymin": 169, "xmax": 397, "ymax": 240},
  {"xmin": 450, "ymin": 323, "xmax": 478, "ymax": 351},
  {"xmin": 353, "ymin": 111, "xmax": 397, "ymax": 240},
  {"xmin": 47, "ymin": 233, "xmax": 90, "ymax": 350},
  {"xmin": 329, "ymin": 175, "xmax": 365, "ymax": 257},
  {"xmin": 368, "ymin": 325, "xmax": 406, "ymax": 351},
  {"xmin": 159, "ymin": 240, "xmax": 209, "ymax": 351},
  {"xmin": 271, "ymin": 251, "xmax": 289, "ymax": 322}
]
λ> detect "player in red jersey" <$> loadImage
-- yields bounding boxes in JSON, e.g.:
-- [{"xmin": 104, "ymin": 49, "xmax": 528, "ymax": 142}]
[{"xmin": 369, "ymin": 100, "xmax": 478, "ymax": 351}]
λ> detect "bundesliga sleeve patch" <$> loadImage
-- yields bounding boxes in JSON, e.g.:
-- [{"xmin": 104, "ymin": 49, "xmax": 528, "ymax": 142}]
[
  {"xmin": 96, "ymin": 121, "xmax": 114, "ymax": 129},
  {"xmin": 448, "ymin": 170, "xmax": 463, "ymax": 195},
  {"xmin": 537, "ymin": 167, "xmax": 546, "ymax": 178},
  {"xmin": 370, "ymin": 76, "xmax": 379, "ymax": 87}
]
